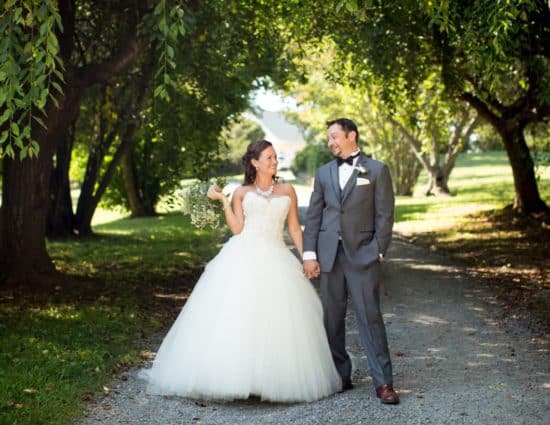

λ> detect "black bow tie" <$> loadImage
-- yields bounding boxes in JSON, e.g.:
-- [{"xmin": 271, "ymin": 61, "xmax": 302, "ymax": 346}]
[{"xmin": 337, "ymin": 152, "xmax": 360, "ymax": 166}]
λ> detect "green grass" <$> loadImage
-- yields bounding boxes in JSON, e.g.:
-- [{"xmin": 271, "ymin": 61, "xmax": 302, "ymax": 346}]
[
  {"xmin": 0, "ymin": 213, "xmax": 224, "ymax": 425},
  {"xmin": 395, "ymin": 151, "xmax": 550, "ymax": 236}
]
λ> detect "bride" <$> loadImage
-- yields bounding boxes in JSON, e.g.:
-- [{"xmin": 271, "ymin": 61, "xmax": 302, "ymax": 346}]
[{"xmin": 139, "ymin": 140, "xmax": 342, "ymax": 402}]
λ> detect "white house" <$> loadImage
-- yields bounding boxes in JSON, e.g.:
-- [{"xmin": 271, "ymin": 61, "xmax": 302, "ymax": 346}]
[{"xmin": 244, "ymin": 109, "xmax": 306, "ymax": 170}]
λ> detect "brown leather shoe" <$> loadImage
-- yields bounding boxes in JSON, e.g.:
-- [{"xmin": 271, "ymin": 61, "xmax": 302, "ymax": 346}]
[
  {"xmin": 376, "ymin": 384, "xmax": 399, "ymax": 404},
  {"xmin": 339, "ymin": 378, "xmax": 353, "ymax": 392}
]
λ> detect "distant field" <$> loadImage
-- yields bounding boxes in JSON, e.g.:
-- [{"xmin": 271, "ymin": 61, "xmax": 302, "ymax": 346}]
[{"xmin": 394, "ymin": 151, "xmax": 549, "ymax": 236}]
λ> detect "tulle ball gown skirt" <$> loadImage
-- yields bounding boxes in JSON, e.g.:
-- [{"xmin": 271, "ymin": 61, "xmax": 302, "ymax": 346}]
[{"xmin": 139, "ymin": 229, "xmax": 342, "ymax": 402}]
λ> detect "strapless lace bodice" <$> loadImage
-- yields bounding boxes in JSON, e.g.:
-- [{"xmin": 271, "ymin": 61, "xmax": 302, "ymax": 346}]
[{"xmin": 240, "ymin": 191, "xmax": 290, "ymax": 240}]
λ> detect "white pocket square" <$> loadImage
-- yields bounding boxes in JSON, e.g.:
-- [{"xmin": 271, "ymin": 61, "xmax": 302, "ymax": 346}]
[{"xmin": 356, "ymin": 177, "xmax": 371, "ymax": 186}]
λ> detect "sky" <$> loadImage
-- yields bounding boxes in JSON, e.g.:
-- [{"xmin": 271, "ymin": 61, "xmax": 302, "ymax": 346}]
[{"xmin": 251, "ymin": 88, "xmax": 297, "ymax": 112}]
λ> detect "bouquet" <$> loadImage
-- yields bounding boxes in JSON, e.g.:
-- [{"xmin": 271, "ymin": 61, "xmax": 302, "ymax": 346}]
[{"xmin": 176, "ymin": 177, "xmax": 228, "ymax": 230}]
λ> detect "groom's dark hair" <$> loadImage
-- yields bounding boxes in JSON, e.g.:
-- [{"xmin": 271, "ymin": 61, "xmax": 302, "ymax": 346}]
[{"xmin": 326, "ymin": 118, "xmax": 359, "ymax": 144}]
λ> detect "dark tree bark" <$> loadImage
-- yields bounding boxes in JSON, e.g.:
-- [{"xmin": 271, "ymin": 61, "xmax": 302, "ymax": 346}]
[
  {"xmin": 121, "ymin": 147, "xmax": 151, "ymax": 217},
  {"xmin": 1, "ymin": 85, "xmax": 83, "ymax": 284},
  {"xmin": 47, "ymin": 120, "xmax": 77, "ymax": 238}
]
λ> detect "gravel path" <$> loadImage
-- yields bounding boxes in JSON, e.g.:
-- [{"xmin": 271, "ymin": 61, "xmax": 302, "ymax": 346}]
[{"xmin": 77, "ymin": 235, "xmax": 549, "ymax": 425}]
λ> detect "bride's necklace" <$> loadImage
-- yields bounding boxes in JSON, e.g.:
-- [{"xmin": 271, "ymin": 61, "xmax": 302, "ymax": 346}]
[{"xmin": 255, "ymin": 182, "xmax": 274, "ymax": 197}]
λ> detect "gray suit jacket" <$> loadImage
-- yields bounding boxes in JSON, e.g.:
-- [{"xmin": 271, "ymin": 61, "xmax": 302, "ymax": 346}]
[{"xmin": 303, "ymin": 154, "xmax": 395, "ymax": 272}]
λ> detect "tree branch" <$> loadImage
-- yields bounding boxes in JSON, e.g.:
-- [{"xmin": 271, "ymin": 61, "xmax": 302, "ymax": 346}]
[
  {"xmin": 388, "ymin": 116, "xmax": 431, "ymax": 171},
  {"xmin": 459, "ymin": 92, "xmax": 501, "ymax": 128},
  {"xmin": 79, "ymin": 35, "xmax": 148, "ymax": 87}
]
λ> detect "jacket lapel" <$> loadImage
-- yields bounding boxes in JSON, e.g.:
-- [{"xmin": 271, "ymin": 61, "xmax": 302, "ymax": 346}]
[{"xmin": 329, "ymin": 161, "xmax": 341, "ymax": 200}]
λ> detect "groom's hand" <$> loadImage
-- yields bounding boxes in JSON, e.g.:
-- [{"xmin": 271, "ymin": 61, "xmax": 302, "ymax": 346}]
[{"xmin": 303, "ymin": 260, "xmax": 320, "ymax": 279}]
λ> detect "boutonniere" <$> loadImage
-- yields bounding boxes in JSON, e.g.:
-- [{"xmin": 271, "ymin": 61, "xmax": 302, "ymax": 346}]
[{"xmin": 354, "ymin": 165, "xmax": 369, "ymax": 175}]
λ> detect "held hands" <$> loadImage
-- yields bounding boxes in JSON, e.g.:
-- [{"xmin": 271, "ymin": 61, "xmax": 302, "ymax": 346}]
[{"xmin": 303, "ymin": 259, "xmax": 320, "ymax": 279}]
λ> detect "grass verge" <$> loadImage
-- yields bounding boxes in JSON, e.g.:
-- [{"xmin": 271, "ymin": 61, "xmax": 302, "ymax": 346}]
[{"xmin": 0, "ymin": 213, "xmax": 224, "ymax": 424}]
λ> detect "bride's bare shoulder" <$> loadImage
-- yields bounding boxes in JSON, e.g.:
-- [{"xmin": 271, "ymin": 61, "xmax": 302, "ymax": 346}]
[
  {"xmin": 276, "ymin": 181, "xmax": 297, "ymax": 197},
  {"xmin": 233, "ymin": 184, "xmax": 251, "ymax": 200}
]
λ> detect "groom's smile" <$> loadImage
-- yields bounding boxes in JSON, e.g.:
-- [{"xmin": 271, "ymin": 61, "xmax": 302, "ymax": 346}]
[{"xmin": 327, "ymin": 122, "xmax": 358, "ymax": 158}]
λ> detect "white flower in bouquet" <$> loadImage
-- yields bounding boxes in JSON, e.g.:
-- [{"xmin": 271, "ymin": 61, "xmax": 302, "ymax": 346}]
[{"xmin": 167, "ymin": 177, "xmax": 227, "ymax": 230}]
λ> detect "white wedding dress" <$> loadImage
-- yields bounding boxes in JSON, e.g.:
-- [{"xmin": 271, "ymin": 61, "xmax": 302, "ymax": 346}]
[{"xmin": 139, "ymin": 191, "xmax": 341, "ymax": 402}]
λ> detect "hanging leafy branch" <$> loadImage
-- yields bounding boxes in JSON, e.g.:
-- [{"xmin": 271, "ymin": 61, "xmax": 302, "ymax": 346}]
[
  {"xmin": 0, "ymin": 0, "xmax": 188, "ymax": 160},
  {"xmin": 146, "ymin": 0, "xmax": 186, "ymax": 102},
  {"xmin": 0, "ymin": 0, "xmax": 64, "ymax": 159}
]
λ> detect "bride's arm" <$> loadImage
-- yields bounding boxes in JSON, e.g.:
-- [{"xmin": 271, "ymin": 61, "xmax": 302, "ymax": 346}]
[
  {"xmin": 285, "ymin": 185, "xmax": 304, "ymax": 258},
  {"xmin": 207, "ymin": 185, "xmax": 245, "ymax": 235}
]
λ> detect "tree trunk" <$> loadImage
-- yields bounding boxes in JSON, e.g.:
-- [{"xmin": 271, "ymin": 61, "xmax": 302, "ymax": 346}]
[
  {"xmin": 0, "ymin": 87, "xmax": 82, "ymax": 284},
  {"xmin": 461, "ymin": 92, "xmax": 549, "ymax": 215},
  {"xmin": 424, "ymin": 166, "xmax": 451, "ymax": 196},
  {"xmin": 46, "ymin": 121, "xmax": 77, "ymax": 238},
  {"xmin": 1, "ymin": 156, "xmax": 56, "ymax": 284},
  {"xmin": 121, "ymin": 148, "xmax": 150, "ymax": 217},
  {"xmin": 498, "ymin": 123, "xmax": 548, "ymax": 214}
]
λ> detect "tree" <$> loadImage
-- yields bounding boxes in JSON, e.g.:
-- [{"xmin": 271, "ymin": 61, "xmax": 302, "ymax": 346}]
[
  {"xmin": 1, "ymin": 1, "xmax": 152, "ymax": 284},
  {"xmin": 387, "ymin": 74, "xmax": 480, "ymax": 196},
  {"xmin": 309, "ymin": 0, "xmax": 549, "ymax": 213},
  {"xmin": 283, "ymin": 41, "xmax": 423, "ymax": 195},
  {"xmin": 51, "ymin": 0, "xmax": 283, "ymax": 227},
  {"xmin": 0, "ymin": 0, "xmax": 290, "ymax": 285},
  {"xmin": 216, "ymin": 116, "xmax": 265, "ymax": 176}
]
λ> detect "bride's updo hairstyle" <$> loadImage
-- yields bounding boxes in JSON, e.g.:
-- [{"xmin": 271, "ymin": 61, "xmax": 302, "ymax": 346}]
[{"xmin": 242, "ymin": 139, "xmax": 278, "ymax": 185}]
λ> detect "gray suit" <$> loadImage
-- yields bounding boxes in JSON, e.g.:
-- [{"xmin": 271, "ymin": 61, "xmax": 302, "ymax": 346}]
[{"xmin": 303, "ymin": 153, "xmax": 395, "ymax": 388}]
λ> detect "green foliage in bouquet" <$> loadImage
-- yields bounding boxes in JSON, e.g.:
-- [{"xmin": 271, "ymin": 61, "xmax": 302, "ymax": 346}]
[{"xmin": 167, "ymin": 177, "xmax": 228, "ymax": 230}]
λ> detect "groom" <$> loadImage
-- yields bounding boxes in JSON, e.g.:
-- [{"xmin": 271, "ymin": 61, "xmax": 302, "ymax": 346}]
[{"xmin": 303, "ymin": 118, "xmax": 399, "ymax": 404}]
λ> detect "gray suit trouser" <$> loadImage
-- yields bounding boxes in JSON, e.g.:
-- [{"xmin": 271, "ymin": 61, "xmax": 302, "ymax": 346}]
[{"xmin": 320, "ymin": 243, "xmax": 393, "ymax": 389}]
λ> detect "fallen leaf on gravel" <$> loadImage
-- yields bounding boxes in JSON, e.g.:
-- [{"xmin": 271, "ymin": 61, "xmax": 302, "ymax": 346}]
[
  {"xmin": 395, "ymin": 351, "xmax": 405, "ymax": 357},
  {"xmin": 82, "ymin": 391, "xmax": 93, "ymax": 401}
]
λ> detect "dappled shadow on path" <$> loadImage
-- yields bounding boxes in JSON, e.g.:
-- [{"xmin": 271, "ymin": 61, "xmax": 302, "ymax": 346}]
[{"xmin": 337, "ymin": 238, "xmax": 548, "ymax": 421}]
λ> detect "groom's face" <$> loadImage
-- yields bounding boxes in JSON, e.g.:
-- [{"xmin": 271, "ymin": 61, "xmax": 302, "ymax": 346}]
[{"xmin": 327, "ymin": 123, "xmax": 357, "ymax": 158}]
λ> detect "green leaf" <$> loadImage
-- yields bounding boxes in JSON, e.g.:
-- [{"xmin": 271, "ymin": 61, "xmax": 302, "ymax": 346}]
[
  {"xmin": 10, "ymin": 121, "xmax": 20, "ymax": 136},
  {"xmin": 4, "ymin": 143, "xmax": 15, "ymax": 159},
  {"xmin": 153, "ymin": 85, "xmax": 164, "ymax": 97},
  {"xmin": 166, "ymin": 45, "xmax": 175, "ymax": 59},
  {"xmin": 0, "ymin": 130, "xmax": 8, "ymax": 145},
  {"xmin": 33, "ymin": 115, "xmax": 47, "ymax": 130},
  {"xmin": 20, "ymin": 145, "xmax": 28, "ymax": 160},
  {"xmin": 0, "ymin": 108, "xmax": 10, "ymax": 125},
  {"xmin": 49, "ymin": 92, "xmax": 59, "ymax": 107},
  {"xmin": 51, "ymin": 81, "xmax": 63, "ymax": 94},
  {"xmin": 345, "ymin": 0, "xmax": 358, "ymax": 13}
]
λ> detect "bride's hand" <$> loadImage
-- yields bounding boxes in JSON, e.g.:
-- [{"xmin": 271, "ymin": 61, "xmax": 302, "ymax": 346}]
[{"xmin": 207, "ymin": 184, "xmax": 224, "ymax": 201}]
